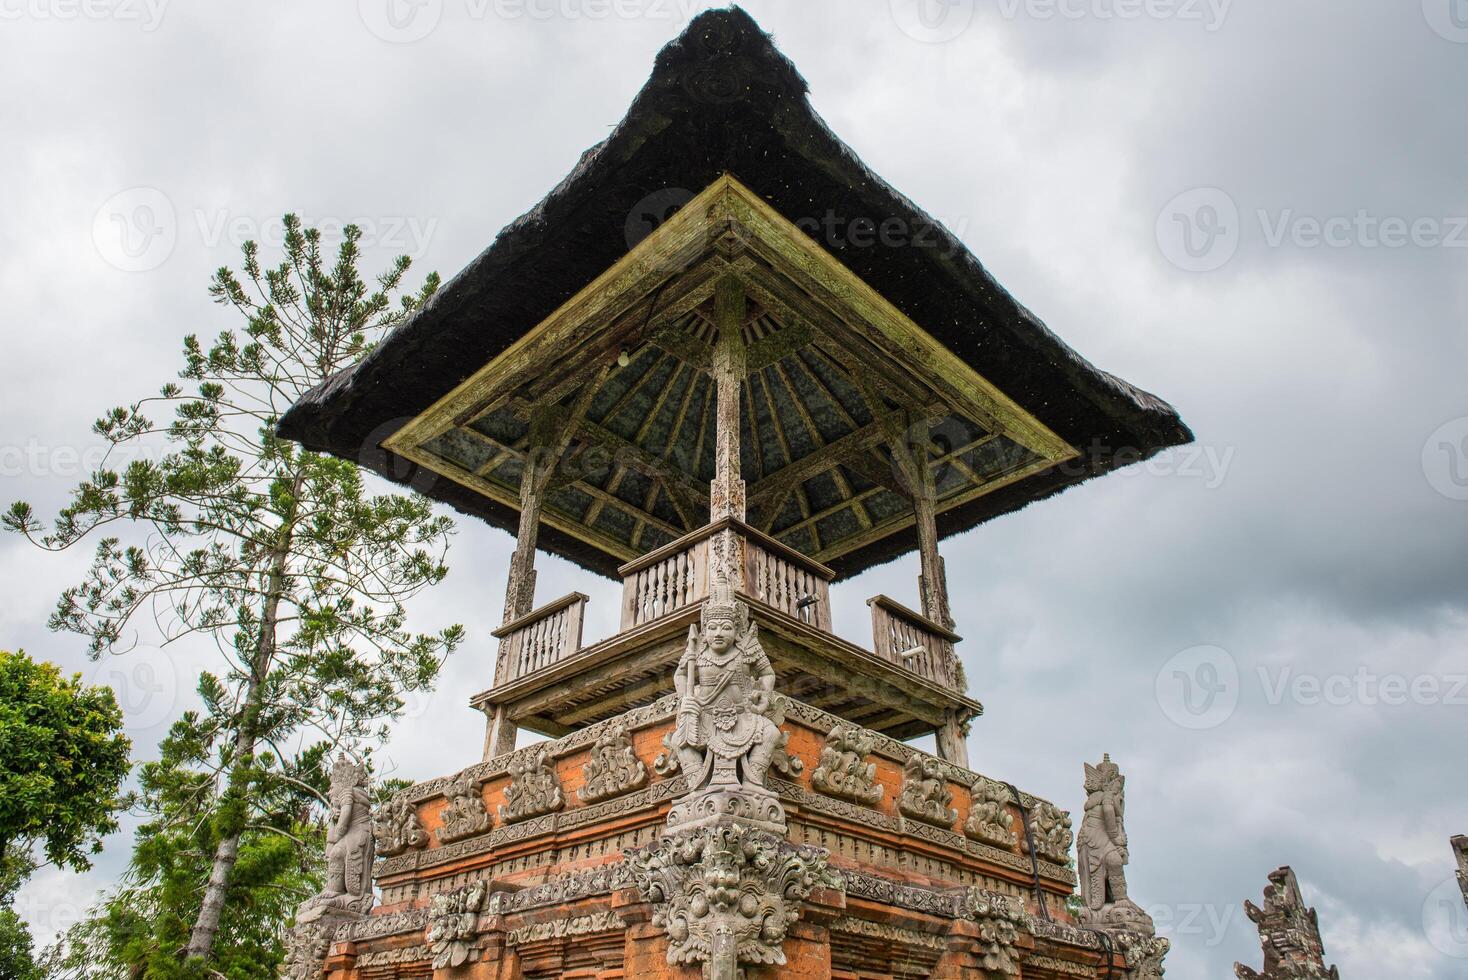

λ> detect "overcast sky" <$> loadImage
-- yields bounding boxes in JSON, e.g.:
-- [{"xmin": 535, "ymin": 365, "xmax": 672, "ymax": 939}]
[{"xmin": 2, "ymin": 1, "xmax": 1465, "ymax": 976}]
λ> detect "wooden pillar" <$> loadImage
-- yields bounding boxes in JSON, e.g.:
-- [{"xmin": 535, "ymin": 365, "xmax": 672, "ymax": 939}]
[
  {"xmin": 486, "ymin": 372, "xmax": 605, "ymax": 759},
  {"xmin": 710, "ymin": 275, "xmax": 747, "ymax": 523}
]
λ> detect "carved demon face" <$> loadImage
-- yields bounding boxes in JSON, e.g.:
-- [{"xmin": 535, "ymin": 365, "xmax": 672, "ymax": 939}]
[{"xmin": 704, "ymin": 617, "xmax": 737, "ymax": 653}]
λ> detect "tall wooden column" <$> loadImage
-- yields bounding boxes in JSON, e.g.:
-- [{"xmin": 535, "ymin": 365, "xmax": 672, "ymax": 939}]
[
  {"xmin": 890, "ymin": 417, "xmax": 967, "ymax": 769},
  {"xmin": 485, "ymin": 376, "xmax": 604, "ymax": 760},
  {"xmin": 709, "ymin": 275, "xmax": 748, "ymax": 584}
]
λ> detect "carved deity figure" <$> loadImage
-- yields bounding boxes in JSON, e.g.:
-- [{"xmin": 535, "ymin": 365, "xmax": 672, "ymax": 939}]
[
  {"xmin": 1077, "ymin": 754, "xmax": 1155, "ymax": 935},
  {"xmin": 667, "ymin": 566, "xmax": 783, "ymax": 794},
  {"xmin": 318, "ymin": 754, "xmax": 375, "ymax": 914},
  {"xmin": 897, "ymin": 755, "xmax": 957, "ymax": 828},
  {"xmin": 811, "ymin": 724, "xmax": 884, "ymax": 806},
  {"xmin": 964, "ymin": 777, "xmax": 1017, "ymax": 848}
]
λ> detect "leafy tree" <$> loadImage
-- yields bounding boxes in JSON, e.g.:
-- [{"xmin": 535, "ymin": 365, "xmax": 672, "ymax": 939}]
[
  {"xmin": 0, "ymin": 650, "xmax": 129, "ymax": 980},
  {"xmin": 7, "ymin": 217, "xmax": 463, "ymax": 974},
  {"xmin": 0, "ymin": 650, "xmax": 130, "ymax": 873}
]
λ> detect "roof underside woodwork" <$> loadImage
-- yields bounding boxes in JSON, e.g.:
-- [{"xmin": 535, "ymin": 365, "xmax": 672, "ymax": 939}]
[{"xmin": 385, "ymin": 177, "xmax": 1077, "ymax": 568}]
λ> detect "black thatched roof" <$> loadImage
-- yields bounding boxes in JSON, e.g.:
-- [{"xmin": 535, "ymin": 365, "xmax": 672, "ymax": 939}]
[{"xmin": 277, "ymin": 6, "xmax": 1191, "ymax": 581}]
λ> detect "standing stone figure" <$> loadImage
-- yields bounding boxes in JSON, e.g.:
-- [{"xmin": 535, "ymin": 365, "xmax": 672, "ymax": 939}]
[
  {"xmin": 667, "ymin": 565, "xmax": 783, "ymax": 795},
  {"xmin": 318, "ymin": 754, "xmax": 375, "ymax": 914},
  {"xmin": 1453, "ymin": 835, "xmax": 1468, "ymax": 908},
  {"xmin": 1077, "ymin": 754, "xmax": 1155, "ymax": 935},
  {"xmin": 283, "ymin": 754, "xmax": 375, "ymax": 978}
]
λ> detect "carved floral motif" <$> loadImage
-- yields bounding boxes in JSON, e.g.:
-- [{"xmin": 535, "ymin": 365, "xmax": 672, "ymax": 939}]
[
  {"xmin": 964, "ymin": 777, "xmax": 1016, "ymax": 848},
  {"xmin": 1116, "ymin": 933, "xmax": 1171, "ymax": 980},
  {"xmin": 280, "ymin": 920, "xmax": 333, "ymax": 980},
  {"xmin": 372, "ymin": 793, "xmax": 428, "ymax": 857},
  {"xmin": 627, "ymin": 824, "xmax": 833, "ymax": 975},
  {"xmin": 1235, "ymin": 867, "xmax": 1340, "ymax": 979},
  {"xmin": 498, "ymin": 746, "xmax": 564, "ymax": 824},
  {"xmin": 897, "ymin": 755, "xmax": 957, "ymax": 827},
  {"xmin": 960, "ymin": 888, "xmax": 1028, "ymax": 977},
  {"xmin": 438, "ymin": 771, "xmax": 492, "ymax": 843},
  {"xmin": 577, "ymin": 720, "xmax": 647, "ymax": 803},
  {"xmin": 426, "ymin": 880, "xmax": 489, "ymax": 970},
  {"xmin": 811, "ymin": 724, "xmax": 884, "ymax": 806},
  {"xmin": 1031, "ymin": 799, "xmax": 1074, "ymax": 866}
]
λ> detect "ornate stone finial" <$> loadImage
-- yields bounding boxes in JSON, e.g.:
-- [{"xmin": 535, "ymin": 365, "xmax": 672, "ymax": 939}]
[
  {"xmin": 964, "ymin": 778, "xmax": 1017, "ymax": 849},
  {"xmin": 959, "ymin": 889, "xmax": 1028, "ymax": 976},
  {"xmin": 372, "ymin": 792, "xmax": 428, "ymax": 857},
  {"xmin": 626, "ymin": 825, "xmax": 833, "ymax": 977},
  {"xmin": 1234, "ymin": 866, "xmax": 1341, "ymax": 980},
  {"xmin": 897, "ymin": 754, "xmax": 957, "ymax": 828},
  {"xmin": 498, "ymin": 746, "xmax": 564, "ymax": 824},
  {"xmin": 426, "ymin": 880, "xmax": 490, "ymax": 970},
  {"xmin": 1077, "ymin": 753, "xmax": 1155, "ymax": 936},
  {"xmin": 438, "ymin": 770, "xmax": 493, "ymax": 843},
  {"xmin": 811, "ymin": 724, "xmax": 884, "ymax": 806},
  {"xmin": 1030, "ymin": 799, "xmax": 1074, "ymax": 866},
  {"xmin": 664, "ymin": 586, "xmax": 789, "ymax": 833},
  {"xmin": 1453, "ymin": 835, "xmax": 1468, "ymax": 908},
  {"xmin": 280, "ymin": 919, "xmax": 334, "ymax": 980},
  {"xmin": 578, "ymin": 719, "xmax": 648, "ymax": 803},
  {"xmin": 1114, "ymin": 932, "xmax": 1171, "ymax": 980}
]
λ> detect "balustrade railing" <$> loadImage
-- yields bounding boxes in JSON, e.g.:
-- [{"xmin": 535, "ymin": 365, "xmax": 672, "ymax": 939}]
[
  {"xmin": 867, "ymin": 594, "xmax": 963, "ymax": 689},
  {"xmin": 493, "ymin": 592, "xmax": 589, "ymax": 686},
  {"xmin": 618, "ymin": 518, "xmax": 832, "ymax": 631}
]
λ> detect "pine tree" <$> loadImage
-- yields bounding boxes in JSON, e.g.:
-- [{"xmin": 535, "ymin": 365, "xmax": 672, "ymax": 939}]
[{"xmin": 7, "ymin": 217, "xmax": 463, "ymax": 974}]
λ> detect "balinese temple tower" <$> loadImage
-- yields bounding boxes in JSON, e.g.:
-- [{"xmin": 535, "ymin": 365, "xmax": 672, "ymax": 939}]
[{"xmin": 277, "ymin": 9, "xmax": 1191, "ymax": 979}]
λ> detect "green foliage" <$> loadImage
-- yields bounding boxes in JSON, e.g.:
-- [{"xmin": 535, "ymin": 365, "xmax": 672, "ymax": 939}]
[
  {"xmin": 8, "ymin": 216, "xmax": 460, "ymax": 975},
  {"xmin": 0, "ymin": 650, "xmax": 130, "ymax": 872}
]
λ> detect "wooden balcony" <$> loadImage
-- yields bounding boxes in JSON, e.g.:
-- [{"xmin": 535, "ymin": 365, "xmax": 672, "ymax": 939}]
[{"xmin": 473, "ymin": 519, "xmax": 980, "ymax": 746}]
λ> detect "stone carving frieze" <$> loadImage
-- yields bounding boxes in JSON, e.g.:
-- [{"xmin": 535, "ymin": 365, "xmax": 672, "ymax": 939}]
[
  {"xmin": 488, "ymin": 863, "xmax": 636, "ymax": 915},
  {"xmin": 426, "ymin": 880, "xmax": 489, "ymax": 970},
  {"xmin": 373, "ymin": 792, "xmax": 428, "ymax": 857},
  {"xmin": 1115, "ymin": 932, "xmax": 1171, "ymax": 980},
  {"xmin": 280, "ymin": 919, "xmax": 333, "ymax": 980},
  {"xmin": 965, "ymin": 777, "xmax": 1017, "ymax": 848},
  {"xmin": 577, "ymin": 719, "xmax": 648, "ymax": 803},
  {"xmin": 959, "ymin": 888, "xmax": 1029, "ymax": 977},
  {"xmin": 506, "ymin": 910, "xmax": 622, "ymax": 946},
  {"xmin": 898, "ymin": 754, "xmax": 958, "ymax": 828},
  {"xmin": 498, "ymin": 746, "xmax": 564, "ymax": 824},
  {"xmin": 1030, "ymin": 799, "xmax": 1075, "ymax": 866},
  {"xmin": 838, "ymin": 868, "xmax": 960, "ymax": 919},
  {"xmin": 830, "ymin": 915, "xmax": 948, "ymax": 951},
  {"xmin": 337, "ymin": 907, "xmax": 431, "ymax": 943},
  {"xmin": 1077, "ymin": 754, "xmax": 1155, "ymax": 936},
  {"xmin": 1235, "ymin": 866, "xmax": 1340, "ymax": 979},
  {"xmin": 628, "ymin": 824, "xmax": 834, "ymax": 975},
  {"xmin": 354, "ymin": 944, "xmax": 431, "ymax": 969},
  {"xmin": 811, "ymin": 724, "xmax": 885, "ymax": 806},
  {"xmin": 438, "ymin": 771, "xmax": 493, "ymax": 843}
]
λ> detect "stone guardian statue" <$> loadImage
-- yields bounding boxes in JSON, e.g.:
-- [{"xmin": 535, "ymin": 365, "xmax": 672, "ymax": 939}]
[{"xmin": 1077, "ymin": 753, "xmax": 1155, "ymax": 935}]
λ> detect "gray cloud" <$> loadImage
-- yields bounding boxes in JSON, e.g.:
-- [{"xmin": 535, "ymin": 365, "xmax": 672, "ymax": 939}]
[{"xmin": 2, "ymin": 1, "xmax": 1464, "ymax": 975}]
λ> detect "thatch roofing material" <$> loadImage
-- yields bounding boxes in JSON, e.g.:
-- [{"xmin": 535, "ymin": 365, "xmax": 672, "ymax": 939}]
[{"xmin": 277, "ymin": 6, "xmax": 1191, "ymax": 581}]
